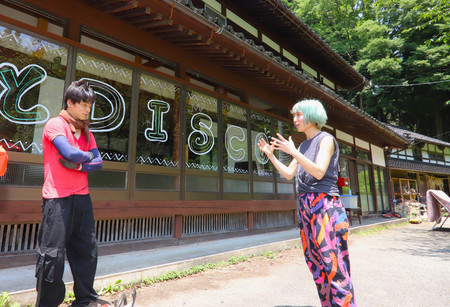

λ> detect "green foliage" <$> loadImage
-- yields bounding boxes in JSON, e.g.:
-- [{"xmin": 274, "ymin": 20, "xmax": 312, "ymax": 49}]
[
  {"xmin": 409, "ymin": 0, "xmax": 450, "ymax": 45},
  {"xmin": 99, "ymin": 279, "xmax": 124, "ymax": 296},
  {"xmin": 283, "ymin": 0, "xmax": 450, "ymax": 141},
  {"xmin": 351, "ymin": 220, "xmax": 409, "ymax": 236},
  {"xmin": 262, "ymin": 251, "xmax": 275, "ymax": 259},
  {"xmin": 0, "ymin": 292, "xmax": 20, "ymax": 307},
  {"xmin": 63, "ymin": 291, "xmax": 75, "ymax": 304},
  {"xmin": 97, "ymin": 255, "xmax": 251, "ymax": 294}
]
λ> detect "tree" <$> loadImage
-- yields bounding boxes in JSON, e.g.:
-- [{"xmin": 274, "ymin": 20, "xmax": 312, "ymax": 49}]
[{"xmin": 283, "ymin": 0, "xmax": 450, "ymax": 141}]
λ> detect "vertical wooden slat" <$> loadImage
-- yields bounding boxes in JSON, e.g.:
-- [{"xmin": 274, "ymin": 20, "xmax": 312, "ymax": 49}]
[
  {"xmin": 30, "ymin": 223, "xmax": 37, "ymax": 250},
  {"xmin": 106, "ymin": 219, "xmax": 111, "ymax": 242},
  {"xmin": 0, "ymin": 225, "xmax": 4, "ymax": 252},
  {"xmin": 23, "ymin": 223, "xmax": 30, "ymax": 250},
  {"xmin": 5, "ymin": 225, "xmax": 11, "ymax": 252},
  {"xmin": 18, "ymin": 223, "xmax": 24, "ymax": 251}
]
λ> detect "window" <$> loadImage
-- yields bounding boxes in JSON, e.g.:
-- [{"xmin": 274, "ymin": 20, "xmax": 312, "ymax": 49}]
[
  {"xmin": 339, "ymin": 157, "xmax": 351, "ymax": 194},
  {"xmin": 0, "ymin": 25, "xmax": 68, "ymax": 154},
  {"xmin": 75, "ymin": 51, "xmax": 132, "ymax": 162},
  {"xmin": 429, "ymin": 152, "xmax": 444, "ymax": 163},
  {"xmin": 338, "ymin": 141, "xmax": 354, "ymax": 157},
  {"xmin": 274, "ymin": 120, "xmax": 294, "ymax": 198},
  {"xmin": 185, "ymin": 89, "xmax": 218, "ymax": 172},
  {"xmin": 222, "ymin": 101, "xmax": 248, "ymax": 174},
  {"xmin": 357, "ymin": 163, "xmax": 374, "ymax": 213},
  {"xmin": 356, "ymin": 148, "xmax": 370, "ymax": 162},
  {"xmin": 412, "ymin": 146, "xmax": 422, "ymax": 161},
  {"xmin": 374, "ymin": 167, "xmax": 389, "ymax": 212},
  {"xmin": 136, "ymin": 73, "xmax": 181, "ymax": 168},
  {"xmin": 251, "ymin": 112, "xmax": 272, "ymax": 178},
  {"xmin": 274, "ymin": 120, "xmax": 293, "ymax": 179},
  {"xmin": 251, "ymin": 112, "xmax": 273, "ymax": 194}
]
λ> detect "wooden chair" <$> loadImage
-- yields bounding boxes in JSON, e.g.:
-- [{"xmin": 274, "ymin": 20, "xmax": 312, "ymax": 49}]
[{"xmin": 345, "ymin": 207, "xmax": 361, "ymax": 226}]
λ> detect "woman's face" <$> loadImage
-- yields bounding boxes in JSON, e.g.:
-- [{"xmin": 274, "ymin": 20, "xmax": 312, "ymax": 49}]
[
  {"xmin": 293, "ymin": 111, "xmax": 313, "ymax": 132},
  {"xmin": 293, "ymin": 111, "xmax": 305, "ymax": 132}
]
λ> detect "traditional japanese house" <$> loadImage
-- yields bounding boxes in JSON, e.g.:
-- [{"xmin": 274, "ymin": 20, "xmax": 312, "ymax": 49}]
[
  {"xmin": 0, "ymin": 0, "xmax": 409, "ymax": 257},
  {"xmin": 386, "ymin": 125, "xmax": 450, "ymax": 203}
]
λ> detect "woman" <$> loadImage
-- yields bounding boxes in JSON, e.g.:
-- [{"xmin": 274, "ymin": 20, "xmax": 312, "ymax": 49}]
[{"xmin": 258, "ymin": 99, "xmax": 356, "ymax": 307}]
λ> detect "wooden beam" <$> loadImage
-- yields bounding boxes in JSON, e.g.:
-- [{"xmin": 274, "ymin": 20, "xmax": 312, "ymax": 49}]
[
  {"xmin": 114, "ymin": 6, "xmax": 151, "ymax": 18},
  {"xmin": 104, "ymin": 0, "xmax": 139, "ymax": 14},
  {"xmin": 139, "ymin": 18, "xmax": 174, "ymax": 30},
  {"xmin": 125, "ymin": 12, "xmax": 162, "ymax": 24}
]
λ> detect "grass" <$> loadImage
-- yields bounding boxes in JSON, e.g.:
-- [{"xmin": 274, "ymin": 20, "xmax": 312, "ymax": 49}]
[
  {"xmin": 351, "ymin": 219, "xmax": 409, "ymax": 236},
  {"xmin": 0, "ymin": 292, "xmax": 20, "ymax": 307}
]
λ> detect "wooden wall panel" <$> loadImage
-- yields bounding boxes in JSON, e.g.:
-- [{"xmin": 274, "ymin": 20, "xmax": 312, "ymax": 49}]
[{"xmin": 0, "ymin": 199, "xmax": 296, "ymax": 223}]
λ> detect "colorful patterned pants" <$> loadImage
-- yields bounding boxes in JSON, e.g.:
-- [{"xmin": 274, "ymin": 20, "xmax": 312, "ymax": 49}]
[{"xmin": 298, "ymin": 192, "xmax": 356, "ymax": 307}]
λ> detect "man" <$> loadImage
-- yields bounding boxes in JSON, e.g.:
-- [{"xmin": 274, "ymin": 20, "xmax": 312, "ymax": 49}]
[{"xmin": 36, "ymin": 80, "xmax": 103, "ymax": 307}]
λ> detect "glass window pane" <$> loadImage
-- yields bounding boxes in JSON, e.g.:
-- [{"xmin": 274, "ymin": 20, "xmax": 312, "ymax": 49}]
[
  {"xmin": 338, "ymin": 141, "xmax": 354, "ymax": 157},
  {"xmin": 186, "ymin": 176, "xmax": 218, "ymax": 192},
  {"xmin": 277, "ymin": 182, "xmax": 294, "ymax": 194},
  {"xmin": 253, "ymin": 181, "xmax": 274, "ymax": 193},
  {"xmin": 135, "ymin": 173, "xmax": 178, "ymax": 190},
  {"xmin": 374, "ymin": 167, "xmax": 383, "ymax": 211},
  {"xmin": 380, "ymin": 168, "xmax": 389, "ymax": 210},
  {"xmin": 0, "ymin": 25, "xmax": 68, "ymax": 154},
  {"xmin": 356, "ymin": 148, "xmax": 370, "ymax": 161},
  {"xmin": 75, "ymin": 51, "xmax": 132, "ymax": 162},
  {"xmin": 412, "ymin": 146, "xmax": 422, "ymax": 161},
  {"xmin": 251, "ymin": 112, "xmax": 272, "ymax": 177},
  {"xmin": 224, "ymin": 178, "xmax": 249, "ymax": 193},
  {"xmin": 274, "ymin": 120, "xmax": 293, "ymax": 178},
  {"xmin": 0, "ymin": 163, "xmax": 43, "ymax": 186},
  {"xmin": 88, "ymin": 170, "xmax": 126, "ymax": 189},
  {"xmin": 185, "ymin": 90, "xmax": 218, "ymax": 171},
  {"xmin": 222, "ymin": 102, "xmax": 248, "ymax": 174},
  {"xmin": 357, "ymin": 163, "xmax": 374, "ymax": 212},
  {"xmin": 136, "ymin": 73, "xmax": 181, "ymax": 167}
]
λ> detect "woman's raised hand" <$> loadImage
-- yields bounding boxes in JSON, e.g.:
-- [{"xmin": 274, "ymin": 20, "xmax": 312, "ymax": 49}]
[
  {"xmin": 271, "ymin": 133, "xmax": 296, "ymax": 155},
  {"xmin": 257, "ymin": 137, "xmax": 274, "ymax": 156}
]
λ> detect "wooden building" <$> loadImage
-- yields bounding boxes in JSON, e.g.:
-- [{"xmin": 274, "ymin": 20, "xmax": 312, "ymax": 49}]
[
  {"xmin": 0, "ymin": 0, "xmax": 409, "ymax": 256},
  {"xmin": 387, "ymin": 125, "xmax": 450, "ymax": 203}
]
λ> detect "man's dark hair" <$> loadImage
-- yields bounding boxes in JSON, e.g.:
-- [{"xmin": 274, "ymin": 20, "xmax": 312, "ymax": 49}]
[{"xmin": 63, "ymin": 79, "xmax": 96, "ymax": 109}]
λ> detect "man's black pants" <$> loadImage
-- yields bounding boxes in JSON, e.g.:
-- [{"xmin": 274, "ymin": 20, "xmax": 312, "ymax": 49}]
[{"xmin": 35, "ymin": 194, "xmax": 98, "ymax": 307}]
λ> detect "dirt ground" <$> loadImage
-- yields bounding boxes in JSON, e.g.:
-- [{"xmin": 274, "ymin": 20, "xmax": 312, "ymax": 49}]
[{"xmin": 70, "ymin": 247, "xmax": 305, "ymax": 307}]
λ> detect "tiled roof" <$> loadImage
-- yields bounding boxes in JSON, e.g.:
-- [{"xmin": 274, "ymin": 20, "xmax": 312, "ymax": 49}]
[
  {"xmin": 386, "ymin": 125, "xmax": 450, "ymax": 147},
  {"xmin": 388, "ymin": 158, "xmax": 450, "ymax": 175},
  {"xmin": 74, "ymin": 0, "xmax": 410, "ymax": 148},
  {"xmin": 237, "ymin": 0, "xmax": 366, "ymax": 89}
]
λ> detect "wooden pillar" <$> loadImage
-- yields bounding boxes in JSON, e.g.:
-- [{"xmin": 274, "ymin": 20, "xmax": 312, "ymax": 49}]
[
  {"xmin": 293, "ymin": 209, "xmax": 297, "ymax": 225},
  {"xmin": 174, "ymin": 215, "xmax": 183, "ymax": 238},
  {"xmin": 37, "ymin": 18, "xmax": 48, "ymax": 31},
  {"xmin": 177, "ymin": 62, "xmax": 187, "ymax": 80},
  {"xmin": 384, "ymin": 149, "xmax": 394, "ymax": 211},
  {"xmin": 65, "ymin": 18, "xmax": 81, "ymax": 42},
  {"xmin": 247, "ymin": 212, "xmax": 253, "ymax": 230}
]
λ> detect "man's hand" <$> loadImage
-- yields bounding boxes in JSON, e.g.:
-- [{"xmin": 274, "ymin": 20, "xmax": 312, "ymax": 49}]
[{"xmin": 59, "ymin": 158, "xmax": 80, "ymax": 170}]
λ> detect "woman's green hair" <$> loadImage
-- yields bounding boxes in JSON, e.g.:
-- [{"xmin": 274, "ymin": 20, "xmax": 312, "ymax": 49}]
[{"xmin": 291, "ymin": 99, "xmax": 328, "ymax": 129}]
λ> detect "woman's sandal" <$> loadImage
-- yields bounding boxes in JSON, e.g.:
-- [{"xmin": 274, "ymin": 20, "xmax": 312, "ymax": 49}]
[{"xmin": 393, "ymin": 212, "xmax": 402, "ymax": 218}]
